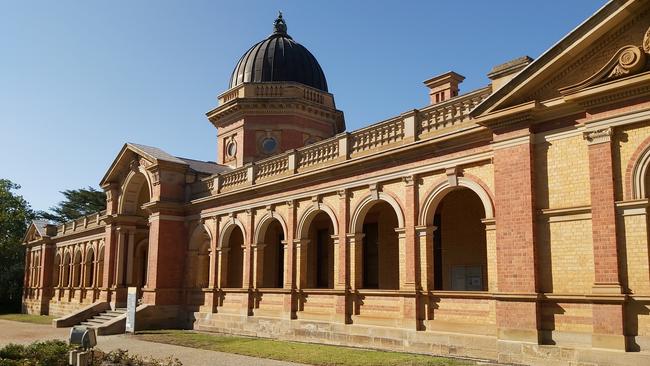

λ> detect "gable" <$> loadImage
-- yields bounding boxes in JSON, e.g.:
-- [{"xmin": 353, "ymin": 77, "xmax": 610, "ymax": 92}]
[
  {"xmin": 473, "ymin": 0, "xmax": 650, "ymax": 116},
  {"xmin": 23, "ymin": 225, "xmax": 41, "ymax": 243}
]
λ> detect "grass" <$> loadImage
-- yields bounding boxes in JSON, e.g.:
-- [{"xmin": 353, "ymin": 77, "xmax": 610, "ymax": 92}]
[
  {"xmin": 135, "ymin": 330, "xmax": 474, "ymax": 366},
  {"xmin": 0, "ymin": 313, "xmax": 55, "ymax": 325}
]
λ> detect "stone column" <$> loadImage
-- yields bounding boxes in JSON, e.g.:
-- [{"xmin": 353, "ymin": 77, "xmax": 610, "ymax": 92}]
[
  {"xmin": 115, "ymin": 229, "xmax": 126, "ymax": 286},
  {"xmin": 336, "ymin": 189, "xmax": 349, "ymax": 290},
  {"xmin": 101, "ymin": 223, "xmax": 118, "ymax": 302},
  {"xmin": 492, "ymin": 128, "xmax": 540, "ymax": 346},
  {"xmin": 283, "ymin": 201, "xmax": 296, "ymax": 319},
  {"xmin": 402, "ymin": 175, "xmax": 418, "ymax": 290},
  {"xmin": 126, "ymin": 230, "xmax": 135, "ymax": 285},
  {"xmin": 217, "ymin": 247, "xmax": 229, "ymax": 289},
  {"xmin": 253, "ymin": 244, "xmax": 266, "ymax": 289},
  {"xmin": 483, "ymin": 219, "xmax": 497, "ymax": 292},
  {"xmin": 415, "ymin": 226, "xmax": 435, "ymax": 292},
  {"xmin": 348, "ymin": 233, "xmax": 365, "ymax": 290},
  {"xmin": 584, "ymin": 127, "xmax": 625, "ymax": 350},
  {"xmin": 208, "ymin": 218, "xmax": 219, "ymax": 289},
  {"xmin": 294, "ymin": 239, "xmax": 310, "ymax": 289}
]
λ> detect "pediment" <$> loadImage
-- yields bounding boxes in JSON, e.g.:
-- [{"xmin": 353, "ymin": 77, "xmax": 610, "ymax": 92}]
[
  {"xmin": 22, "ymin": 221, "xmax": 52, "ymax": 243},
  {"xmin": 24, "ymin": 225, "xmax": 41, "ymax": 243},
  {"xmin": 473, "ymin": 0, "xmax": 650, "ymax": 116},
  {"xmin": 100, "ymin": 144, "xmax": 158, "ymax": 188}
]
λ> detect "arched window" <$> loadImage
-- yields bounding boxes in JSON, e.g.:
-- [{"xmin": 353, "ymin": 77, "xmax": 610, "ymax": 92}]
[
  {"xmin": 260, "ymin": 219, "xmax": 285, "ymax": 288},
  {"xmin": 224, "ymin": 226, "xmax": 245, "ymax": 288},
  {"xmin": 433, "ymin": 188, "xmax": 487, "ymax": 291},
  {"xmin": 305, "ymin": 211, "xmax": 335, "ymax": 289},
  {"xmin": 360, "ymin": 200, "xmax": 400, "ymax": 289},
  {"xmin": 52, "ymin": 254, "xmax": 61, "ymax": 287},
  {"xmin": 84, "ymin": 248, "xmax": 95, "ymax": 288},
  {"xmin": 62, "ymin": 252, "xmax": 71, "ymax": 287},
  {"xmin": 96, "ymin": 247, "xmax": 105, "ymax": 288},
  {"xmin": 72, "ymin": 250, "xmax": 82, "ymax": 288}
]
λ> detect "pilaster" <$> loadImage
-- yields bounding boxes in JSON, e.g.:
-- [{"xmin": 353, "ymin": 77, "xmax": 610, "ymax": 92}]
[{"xmin": 584, "ymin": 126, "xmax": 626, "ymax": 350}]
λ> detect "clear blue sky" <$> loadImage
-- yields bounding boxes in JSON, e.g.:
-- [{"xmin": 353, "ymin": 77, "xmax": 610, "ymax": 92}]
[{"xmin": 1, "ymin": 1, "xmax": 604, "ymax": 212}]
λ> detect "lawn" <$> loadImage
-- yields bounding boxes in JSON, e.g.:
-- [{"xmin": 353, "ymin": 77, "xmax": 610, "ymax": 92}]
[
  {"xmin": 135, "ymin": 330, "xmax": 474, "ymax": 366},
  {"xmin": 0, "ymin": 313, "xmax": 55, "ymax": 325}
]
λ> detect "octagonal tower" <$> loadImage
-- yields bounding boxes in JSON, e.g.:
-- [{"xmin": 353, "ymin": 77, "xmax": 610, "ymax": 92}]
[{"xmin": 206, "ymin": 12, "xmax": 345, "ymax": 168}]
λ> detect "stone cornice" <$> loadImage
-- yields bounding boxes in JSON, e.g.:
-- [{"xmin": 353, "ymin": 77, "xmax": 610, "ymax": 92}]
[{"xmin": 562, "ymin": 71, "xmax": 650, "ymax": 110}]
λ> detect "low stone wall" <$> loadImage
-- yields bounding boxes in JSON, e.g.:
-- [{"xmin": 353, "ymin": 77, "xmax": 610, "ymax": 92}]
[
  {"xmin": 190, "ymin": 311, "xmax": 650, "ymax": 366},
  {"xmin": 53, "ymin": 301, "xmax": 109, "ymax": 327}
]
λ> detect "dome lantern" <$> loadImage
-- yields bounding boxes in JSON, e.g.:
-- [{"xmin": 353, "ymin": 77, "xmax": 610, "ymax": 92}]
[{"xmin": 229, "ymin": 13, "xmax": 328, "ymax": 92}]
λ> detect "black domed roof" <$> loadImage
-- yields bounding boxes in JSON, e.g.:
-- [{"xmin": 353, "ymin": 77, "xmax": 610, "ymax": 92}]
[{"xmin": 229, "ymin": 13, "xmax": 328, "ymax": 92}]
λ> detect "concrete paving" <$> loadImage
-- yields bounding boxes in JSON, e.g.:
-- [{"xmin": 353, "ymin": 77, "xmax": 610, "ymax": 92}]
[{"xmin": 0, "ymin": 320, "xmax": 303, "ymax": 365}]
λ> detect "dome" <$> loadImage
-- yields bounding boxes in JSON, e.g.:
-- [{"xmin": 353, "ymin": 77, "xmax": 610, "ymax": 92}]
[{"xmin": 229, "ymin": 13, "xmax": 328, "ymax": 92}]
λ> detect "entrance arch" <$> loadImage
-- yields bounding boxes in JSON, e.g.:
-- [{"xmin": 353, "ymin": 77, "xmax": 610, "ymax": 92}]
[
  {"xmin": 420, "ymin": 178, "xmax": 495, "ymax": 292},
  {"xmin": 220, "ymin": 221, "xmax": 246, "ymax": 288},
  {"xmin": 254, "ymin": 213, "xmax": 287, "ymax": 288},
  {"xmin": 350, "ymin": 194, "xmax": 405, "ymax": 290},
  {"xmin": 187, "ymin": 224, "xmax": 212, "ymax": 289}
]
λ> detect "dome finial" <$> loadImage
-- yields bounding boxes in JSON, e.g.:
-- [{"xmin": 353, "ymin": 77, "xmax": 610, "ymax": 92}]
[{"xmin": 273, "ymin": 11, "xmax": 288, "ymax": 36}]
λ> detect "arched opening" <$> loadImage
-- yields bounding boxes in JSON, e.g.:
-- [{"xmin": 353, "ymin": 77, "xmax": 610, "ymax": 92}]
[
  {"xmin": 360, "ymin": 200, "xmax": 400, "ymax": 290},
  {"xmin": 84, "ymin": 248, "xmax": 95, "ymax": 288},
  {"xmin": 433, "ymin": 188, "xmax": 487, "ymax": 291},
  {"xmin": 52, "ymin": 254, "xmax": 61, "ymax": 287},
  {"xmin": 187, "ymin": 226, "xmax": 211, "ymax": 289},
  {"xmin": 260, "ymin": 219, "xmax": 285, "ymax": 288},
  {"xmin": 118, "ymin": 170, "xmax": 151, "ymax": 293},
  {"xmin": 97, "ymin": 247, "xmax": 104, "ymax": 288},
  {"xmin": 225, "ymin": 226, "xmax": 245, "ymax": 288},
  {"xmin": 134, "ymin": 240, "xmax": 149, "ymax": 289},
  {"xmin": 62, "ymin": 252, "xmax": 71, "ymax": 287},
  {"xmin": 33, "ymin": 253, "xmax": 40, "ymax": 287},
  {"xmin": 72, "ymin": 250, "xmax": 82, "ymax": 288},
  {"xmin": 305, "ymin": 211, "xmax": 335, "ymax": 289}
]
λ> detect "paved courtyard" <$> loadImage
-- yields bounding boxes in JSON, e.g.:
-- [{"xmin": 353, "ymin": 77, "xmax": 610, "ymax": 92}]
[{"xmin": 0, "ymin": 319, "xmax": 302, "ymax": 366}]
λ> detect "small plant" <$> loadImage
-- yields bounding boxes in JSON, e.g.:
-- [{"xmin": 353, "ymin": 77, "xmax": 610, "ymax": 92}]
[
  {"xmin": 97, "ymin": 349, "xmax": 182, "ymax": 366},
  {"xmin": 0, "ymin": 340, "xmax": 71, "ymax": 366}
]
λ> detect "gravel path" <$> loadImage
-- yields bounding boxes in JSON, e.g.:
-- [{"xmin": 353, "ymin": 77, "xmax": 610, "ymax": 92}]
[{"xmin": 0, "ymin": 320, "xmax": 304, "ymax": 366}]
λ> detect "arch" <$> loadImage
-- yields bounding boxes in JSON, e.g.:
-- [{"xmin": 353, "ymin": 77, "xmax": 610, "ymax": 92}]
[
  {"xmin": 96, "ymin": 244, "xmax": 105, "ymax": 288},
  {"xmin": 134, "ymin": 239, "xmax": 149, "ymax": 289},
  {"xmin": 419, "ymin": 177, "xmax": 495, "ymax": 226},
  {"xmin": 218, "ymin": 217, "xmax": 247, "ymax": 249},
  {"xmin": 629, "ymin": 142, "xmax": 650, "ymax": 199},
  {"xmin": 84, "ymin": 247, "xmax": 95, "ymax": 287},
  {"xmin": 117, "ymin": 169, "xmax": 153, "ymax": 215},
  {"xmin": 72, "ymin": 248, "xmax": 82, "ymax": 287},
  {"xmin": 189, "ymin": 222, "xmax": 213, "ymax": 250},
  {"xmin": 254, "ymin": 211, "xmax": 288, "ymax": 245},
  {"xmin": 187, "ymin": 223, "xmax": 213, "ymax": 289},
  {"xmin": 53, "ymin": 253, "xmax": 61, "ymax": 287},
  {"xmin": 350, "ymin": 192, "xmax": 405, "ymax": 233},
  {"xmin": 62, "ymin": 251, "xmax": 72, "ymax": 287},
  {"xmin": 296, "ymin": 203, "xmax": 339, "ymax": 240}
]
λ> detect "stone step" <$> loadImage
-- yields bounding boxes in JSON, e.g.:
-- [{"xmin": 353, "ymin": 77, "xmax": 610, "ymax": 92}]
[
  {"xmin": 80, "ymin": 320, "xmax": 103, "ymax": 327},
  {"xmin": 105, "ymin": 310, "xmax": 126, "ymax": 316},
  {"xmin": 91, "ymin": 315, "xmax": 115, "ymax": 321}
]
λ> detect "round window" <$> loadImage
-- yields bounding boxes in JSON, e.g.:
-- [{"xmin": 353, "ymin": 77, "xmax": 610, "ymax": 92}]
[
  {"xmin": 261, "ymin": 137, "xmax": 278, "ymax": 154},
  {"xmin": 226, "ymin": 141, "xmax": 237, "ymax": 157}
]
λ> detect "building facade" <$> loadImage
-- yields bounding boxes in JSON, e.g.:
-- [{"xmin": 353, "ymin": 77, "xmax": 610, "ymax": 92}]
[{"xmin": 22, "ymin": 2, "xmax": 650, "ymax": 364}]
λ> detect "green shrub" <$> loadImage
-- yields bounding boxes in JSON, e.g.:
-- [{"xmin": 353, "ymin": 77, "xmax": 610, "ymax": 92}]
[{"xmin": 0, "ymin": 340, "xmax": 70, "ymax": 366}]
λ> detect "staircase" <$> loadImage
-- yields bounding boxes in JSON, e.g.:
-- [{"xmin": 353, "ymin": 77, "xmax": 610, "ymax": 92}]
[{"xmin": 78, "ymin": 308, "xmax": 126, "ymax": 328}]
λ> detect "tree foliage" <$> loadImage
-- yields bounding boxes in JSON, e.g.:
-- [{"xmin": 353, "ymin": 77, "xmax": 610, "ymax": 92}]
[
  {"xmin": 37, "ymin": 187, "xmax": 106, "ymax": 223},
  {"xmin": 0, "ymin": 179, "xmax": 34, "ymax": 312}
]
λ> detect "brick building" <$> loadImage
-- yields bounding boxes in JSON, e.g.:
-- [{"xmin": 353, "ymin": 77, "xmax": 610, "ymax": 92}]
[{"xmin": 21, "ymin": 2, "xmax": 650, "ymax": 364}]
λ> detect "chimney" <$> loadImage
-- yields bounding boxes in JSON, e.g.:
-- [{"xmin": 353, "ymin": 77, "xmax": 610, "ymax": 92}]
[
  {"xmin": 487, "ymin": 56, "xmax": 533, "ymax": 90},
  {"xmin": 423, "ymin": 71, "xmax": 465, "ymax": 105}
]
